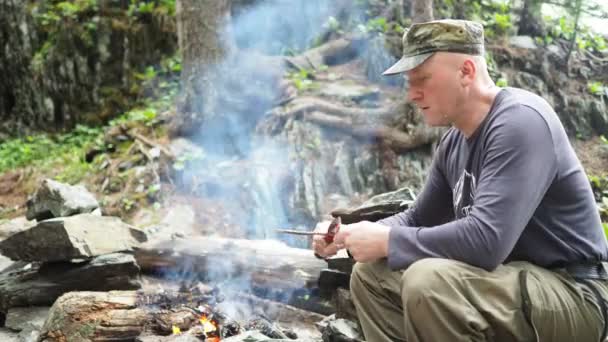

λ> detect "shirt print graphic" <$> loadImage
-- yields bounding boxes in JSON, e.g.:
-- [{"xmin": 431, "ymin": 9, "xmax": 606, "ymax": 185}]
[{"xmin": 453, "ymin": 169, "xmax": 477, "ymax": 218}]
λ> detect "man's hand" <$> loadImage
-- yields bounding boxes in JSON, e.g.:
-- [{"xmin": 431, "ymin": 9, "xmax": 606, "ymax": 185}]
[
  {"xmin": 333, "ymin": 221, "xmax": 391, "ymax": 262},
  {"xmin": 312, "ymin": 220, "xmax": 339, "ymax": 258}
]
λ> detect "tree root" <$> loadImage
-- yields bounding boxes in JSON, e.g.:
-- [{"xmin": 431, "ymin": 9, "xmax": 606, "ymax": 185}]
[{"xmin": 306, "ymin": 111, "xmax": 445, "ymax": 152}]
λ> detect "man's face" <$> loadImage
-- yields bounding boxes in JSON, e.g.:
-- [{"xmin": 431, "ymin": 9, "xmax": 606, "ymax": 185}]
[{"xmin": 405, "ymin": 53, "xmax": 465, "ymax": 126}]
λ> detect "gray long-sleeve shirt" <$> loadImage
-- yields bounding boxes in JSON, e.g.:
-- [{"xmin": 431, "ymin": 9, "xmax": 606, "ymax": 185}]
[{"xmin": 382, "ymin": 87, "xmax": 608, "ymax": 271}]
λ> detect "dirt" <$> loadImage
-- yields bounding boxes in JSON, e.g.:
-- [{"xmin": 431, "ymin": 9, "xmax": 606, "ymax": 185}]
[
  {"xmin": 0, "ymin": 170, "xmax": 28, "ymax": 219},
  {"xmin": 573, "ymin": 136, "xmax": 608, "ymax": 177}
]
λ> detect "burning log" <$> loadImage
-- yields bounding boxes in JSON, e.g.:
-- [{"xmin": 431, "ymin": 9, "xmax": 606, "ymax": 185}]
[
  {"xmin": 39, "ymin": 291, "xmax": 147, "ymax": 342},
  {"xmin": 39, "ymin": 286, "xmax": 326, "ymax": 342},
  {"xmin": 39, "ymin": 289, "xmax": 228, "ymax": 342},
  {"xmin": 134, "ymin": 237, "xmax": 326, "ymax": 292}
]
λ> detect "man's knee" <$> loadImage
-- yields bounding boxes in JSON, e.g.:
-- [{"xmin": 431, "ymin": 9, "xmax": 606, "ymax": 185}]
[
  {"xmin": 350, "ymin": 261, "xmax": 378, "ymax": 292},
  {"xmin": 350, "ymin": 260, "xmax": 392, "ymax": 297},
  {"xmin": 401, "ymin": 258, "xmax": 465, "ymax": 299}
]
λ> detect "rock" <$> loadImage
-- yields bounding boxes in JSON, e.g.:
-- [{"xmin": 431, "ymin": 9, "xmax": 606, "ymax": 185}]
[
  {"xmin": 547, "ymin": 44, "xmax": 565, "ymax": 59},
  {"xmin": 0, "ymin": 328, "xmax": 18, "ymax": 342},
  {"xmin": 319, "ymin": 269, "xmax": 350, "ymax": 299},
  {"xmin": 168, "ymin": 137, "xmax": 205, "ymax": 159},
  {"xmin": 244, "ymin": 317, "xmax": 290, "ymax": 339},
  {"xmin": 0, "ymin": 255, "xmax": 13, "ymax": 272},
  {"xmin": 319, "ymin": 80, "xmax": 380, "ymax": 103},
  {"xmin": 0, "ymin": 214, "xmax": 147, "ymax": 262},
  {"xmin": 589, "ymin": 99, "xmax": 608, "ymax": 136},
  {"xmin": 0, "ymin": 217, "xmax": 33, "ymax": 241},
  {"xmin": 0, "ymin": 253, "xmax": 141, "ymax": 312},
  {"xmin": 135, "ymin": 335, "xmax": 203, "ymax": 342},
  {"xmin": 333, "ymin": 289, "xmax": 357, "ymax": 322},
  {"xmin": 331, "ymin": 186, "xmax": 415, "ymax": 224},
  {"xmin": 25, "ymin": 179, "xmax": 99, "ymax": 221},
  {"xmin": 509, "ymin": 36, "xmax": 537, "ymax": 50},
  {"xmin": 143, "ymin": 204, "xmax": 197, "ymax": 241},
  {"xmin": 318, "ymin": 317, "xmax": 363, "ymax": 342},
  {"xmin": 222, "ymin": 331, "xmax": 280, "ymax": 341},
  {"xmin": 17, "ymin": 329, "xmax": 40, "ymax": 342},
  {"xmin": 511, "ymin": 72, "xmax": 548, "ymax": 99},
  {"xmin": 5, "ymin": 306, "xmax": 50, "ymax": 332}
]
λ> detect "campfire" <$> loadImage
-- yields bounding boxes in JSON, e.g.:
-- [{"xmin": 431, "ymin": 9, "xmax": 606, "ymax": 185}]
[{"xmin": 134, "ymin": 280, "xmax": 302, "ymax": 341}]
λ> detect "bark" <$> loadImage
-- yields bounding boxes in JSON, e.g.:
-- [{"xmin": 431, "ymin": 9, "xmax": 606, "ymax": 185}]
[
  {"xmin": 264, "ymin": 96, "xmax": 442, "ymax": 152},
  {"xmin": 39, "ymin": 291, "xmax": 147, "ymax": 342},
  {"xmin": 452, "ymin": 0, "xmax": 466, "ymax": 19},
  {"xmin": 565, "ymin": 0, "xmax": 583, "ymax": 73},
  {"xmin": 411, "ymin": 0, "xmax": 433, "ymax": 23},
  {"xmin": 518, "ymin": 0, "xmax": 545, "ymax": 37},
  {"xmin": 134, "ymin": 236, "xmax": 326, "ymax": 291},
  {"xmin": 306, "ymin": 111, "xmax": 443, "ymax": 152},
  {"xmin": 174, "ymin": 0, "xmax": 235, "ymax": 136},
  {"xmin": 284, "ymin": 36, "xmax": 365, "ymax": 71}
]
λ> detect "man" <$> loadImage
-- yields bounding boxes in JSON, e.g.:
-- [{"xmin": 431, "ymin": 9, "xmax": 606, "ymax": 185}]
[{"xmin": 313, "ymin": 19, "xmax": 608, "ymax": 342}]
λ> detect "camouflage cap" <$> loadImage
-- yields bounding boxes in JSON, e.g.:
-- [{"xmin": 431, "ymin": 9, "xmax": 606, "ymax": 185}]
[{"xmin": 383, "ymin": 19, "xmax": 485, "ymax": 75}]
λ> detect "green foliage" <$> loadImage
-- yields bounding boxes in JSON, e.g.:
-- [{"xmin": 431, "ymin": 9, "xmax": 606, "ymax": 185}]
[
  {"xmin": 357, "ymin": 16, "xmax": 404, "ymax": 35},
  {"xmin": 541, "ymin": 16, "xmax": 607, "ymax": 53},
  {"xmin": 588, "ymin": 81, "xmax": 606, "ymax": 96},
  {"xmin": 172, "ymin": 150, "xmax": 205, "ymax": 171},
  {"xmin": 128, "ymin": 0, "xmax": 176, "ymax": 17},
  {"xmin": 33, "ymin": 0, "xmax": 98, "ymax": 27},
  {"xmin": 323, "ymin": 16, "xmax": 343, "ymax": 35},
  {"xmin": 496, "ymin": 78, "xmax": 508, "ymax": 87},
  {"xmin": 589, "ymin": 173, "xmax": 608, "ymax": 238},
  {"xmin": 479, "ymin": 0, "xmax": 514, "ymax": 38},
  {"xmin": 287, "ymin": 68, "xmax": 323, "ymax": 92},
  {"xmin": 30, "ymin": 0, "xmax": 176, "ymax": 73},
  {"xmin": 110, "ymin": 107, "xmax": 159, "ymax": 127},
  {"xmin": 0, "ymin": 125, "xmax": 102, "ymax": 177}
]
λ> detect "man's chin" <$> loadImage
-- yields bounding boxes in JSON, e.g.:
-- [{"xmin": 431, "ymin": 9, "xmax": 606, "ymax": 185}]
[{"xmin": 423, "ymin": 116, "xmax": 449, "ymax": 127}]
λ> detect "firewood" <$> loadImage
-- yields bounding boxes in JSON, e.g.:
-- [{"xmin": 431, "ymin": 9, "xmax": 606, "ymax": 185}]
[{"xmin": 134, "ymin": 237, "xmax": 326, "ymax": 292}]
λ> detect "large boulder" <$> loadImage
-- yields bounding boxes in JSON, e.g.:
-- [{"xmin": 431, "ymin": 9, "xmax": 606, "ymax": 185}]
[
  {"xmin": 0, "ymin": 253, "xmax": 141, "ymax": 312},
  {"xmin": 0, "ymin": 214, "xmax": 147, "ymax": 262},
  {"xmin": 26, "ymin": 179, "xmax": 100, "ymax": 221},
  {"xmin": 0, "ymin": 216, "xmax": 33, "ymax": 241}
]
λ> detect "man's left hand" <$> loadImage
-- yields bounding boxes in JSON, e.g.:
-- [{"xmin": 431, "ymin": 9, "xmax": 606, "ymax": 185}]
[{"xmin": 333, "ymin": 221, "xmax": 391, "ymax": 262}]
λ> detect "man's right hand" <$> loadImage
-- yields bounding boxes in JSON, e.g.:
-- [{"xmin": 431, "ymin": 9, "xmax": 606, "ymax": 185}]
[{"xmin": 312, "ymin": 220, "xmax": 340, "ymax": 258}]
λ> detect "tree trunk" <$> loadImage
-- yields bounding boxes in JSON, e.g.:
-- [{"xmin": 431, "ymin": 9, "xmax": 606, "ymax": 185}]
[
  {"xmin": 173, "ymin": 0, "xmax": 235, "ymax": 137},
  {"xmin": 518, "ymin": 0, "xmax": 545, "ymax": 37},
  {"xmin": 411, "ymin": 0, "xmax": 433, "ymax": 23},
  {"xmin": 452, "ymin": 0, "xmax": 466, "ymax": 19}
]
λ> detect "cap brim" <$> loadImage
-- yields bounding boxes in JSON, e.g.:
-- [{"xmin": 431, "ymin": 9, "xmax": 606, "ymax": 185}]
[{"xmin": 382, "ymin": 52, "xmax": 434, "ymax": 76}]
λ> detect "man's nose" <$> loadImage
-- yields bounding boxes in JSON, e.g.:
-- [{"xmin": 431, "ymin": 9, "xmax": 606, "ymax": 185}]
[{"xmin": 407, "ymin": 87, "xmax": 422, "ymax": 103}]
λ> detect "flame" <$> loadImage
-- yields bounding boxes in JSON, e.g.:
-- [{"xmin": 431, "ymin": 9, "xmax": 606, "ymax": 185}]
[
  {"xmin": 200, "ymin": 314, "xmax": 218, "ymax": 334},
  {"xmin": 172, "ymin": 325, "xmax": 181, "ymax": 335}
]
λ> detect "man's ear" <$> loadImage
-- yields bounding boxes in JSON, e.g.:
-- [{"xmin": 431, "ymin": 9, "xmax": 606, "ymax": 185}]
[{"xmin": 460, "ymin": 59, "xmax": 476, "ymax": 86}]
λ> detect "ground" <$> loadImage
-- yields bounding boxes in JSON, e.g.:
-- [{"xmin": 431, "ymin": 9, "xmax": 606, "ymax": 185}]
[{"xmin": 1, "ymin": 132, "xmax": 607, "ymax": 225}]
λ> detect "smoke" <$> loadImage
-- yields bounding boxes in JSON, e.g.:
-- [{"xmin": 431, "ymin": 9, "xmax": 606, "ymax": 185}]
[
  {"xmin": 181, "ymin": 0, "xmax": 368, "ymax": 244},
  {"xmin": 170, "ymin": 0, "xmax": 399, "ymax": 302}
]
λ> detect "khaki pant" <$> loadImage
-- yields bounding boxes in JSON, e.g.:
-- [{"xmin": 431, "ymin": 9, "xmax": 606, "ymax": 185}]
[{"xmin": 350, "ymin": 258, "xmax": 608, "ymax": 342}]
